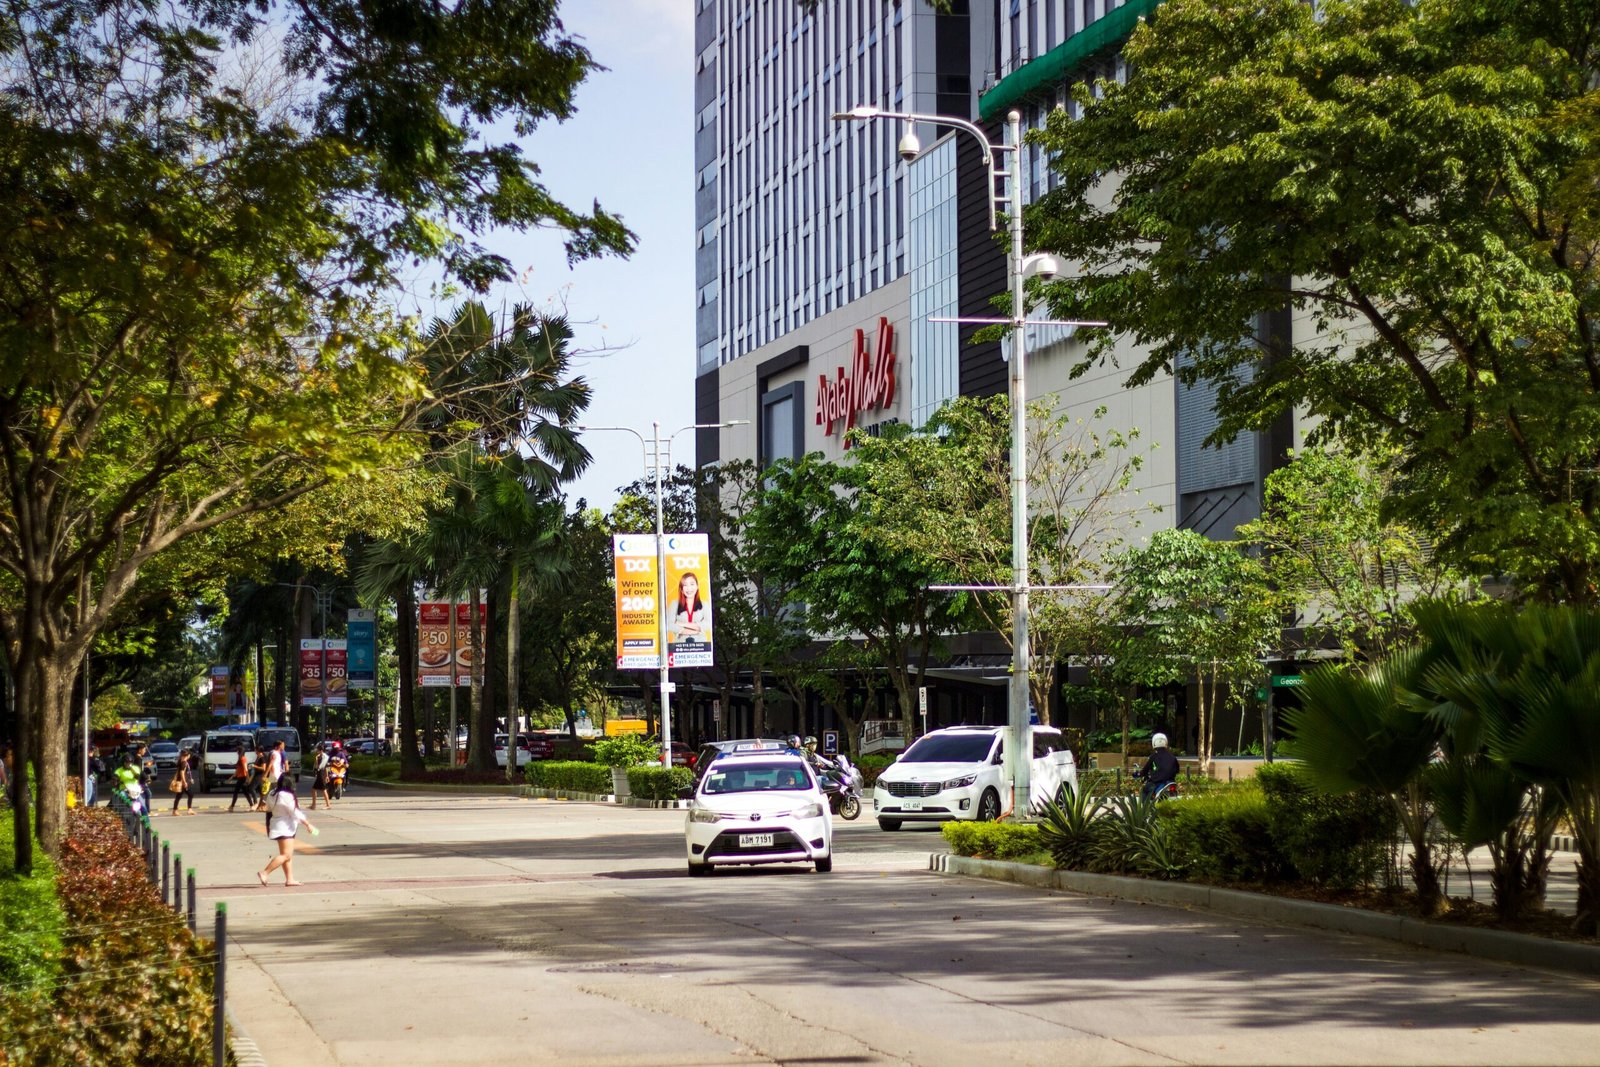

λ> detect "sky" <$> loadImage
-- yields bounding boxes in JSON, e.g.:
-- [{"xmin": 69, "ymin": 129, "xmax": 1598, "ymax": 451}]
[{"xmin": 411, "ymin": 0, "xmax": 697, "ymax": 510}]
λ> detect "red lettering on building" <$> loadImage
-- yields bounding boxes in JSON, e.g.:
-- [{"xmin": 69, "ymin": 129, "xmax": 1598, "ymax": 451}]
[{"xmin": 815, "ymin": 317, "xmax": 897, "ymax": 446}]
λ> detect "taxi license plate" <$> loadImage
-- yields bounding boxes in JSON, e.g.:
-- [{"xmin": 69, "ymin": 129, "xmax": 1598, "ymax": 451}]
[
  {"xmin": 742, "ymin": 833, "xmax": 775, "ymax": 848},
  {"xmin": 902, "ymin": 799, "xmax": 922, "ymax": 811}
]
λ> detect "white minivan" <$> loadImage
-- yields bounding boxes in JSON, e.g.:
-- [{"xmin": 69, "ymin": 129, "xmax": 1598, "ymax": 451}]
[{"xmin": 871, "ymin": 724, "xmax": 1078, "ymax": 831}]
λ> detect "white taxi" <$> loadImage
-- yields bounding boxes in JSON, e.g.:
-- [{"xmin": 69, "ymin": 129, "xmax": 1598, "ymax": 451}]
[{"xmin": 684, "ymin": 751, "xmax": 833, "ymax": 876}]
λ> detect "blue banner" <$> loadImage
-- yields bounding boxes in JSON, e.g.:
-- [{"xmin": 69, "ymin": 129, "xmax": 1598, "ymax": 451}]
[{"xmin": 347, "ymin": 611, "xmax": 377, "ymax": 689}]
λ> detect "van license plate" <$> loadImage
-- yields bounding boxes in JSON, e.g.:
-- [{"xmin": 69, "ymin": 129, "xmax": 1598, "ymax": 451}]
[
  {"xmin": 902, "ymin": 800, "xmax": 922, "ymax": 811},
  {"xmin": 742, "ymin": 833, "xmax": 774, "ymax": 848}
]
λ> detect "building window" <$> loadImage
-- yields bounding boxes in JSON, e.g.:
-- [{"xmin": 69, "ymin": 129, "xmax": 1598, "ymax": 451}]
[{"xmin": 760, "ymin": 381, "xmax": 804, "ymax": 466}]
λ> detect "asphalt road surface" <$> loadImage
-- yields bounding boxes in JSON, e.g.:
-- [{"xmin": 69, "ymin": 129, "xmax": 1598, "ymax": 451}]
[{"xmin": 143, "ymin": 789, "xmax": 1600, "ymax": 1066}]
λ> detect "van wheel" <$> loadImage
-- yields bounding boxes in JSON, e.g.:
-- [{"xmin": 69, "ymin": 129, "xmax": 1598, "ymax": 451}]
[
  {"xmin": 200, "ymin": 778, "xmax": 211, "ymax": 795},
  {"xmin": 976, "ymin": 788, "xmax": 1001, "ymax": 822},
  {"xmin": 877, "ymin": 818, "xmax": 901, "ymax": 831}
]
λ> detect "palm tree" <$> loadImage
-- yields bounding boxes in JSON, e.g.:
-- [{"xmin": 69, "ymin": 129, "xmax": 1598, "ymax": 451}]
[
  {"xmin": 1411, "ymin": 601, "xmax": 1600, "ymax": 935},
  {"xmin": 1288, "ymin": 651, "xmax": 1446, "ymax": 915}
]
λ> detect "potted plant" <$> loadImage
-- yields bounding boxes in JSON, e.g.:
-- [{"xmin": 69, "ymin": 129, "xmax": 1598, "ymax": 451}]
[{"xmin": 592, "ymin": 735, "xmax": 660, "ymax": 798}]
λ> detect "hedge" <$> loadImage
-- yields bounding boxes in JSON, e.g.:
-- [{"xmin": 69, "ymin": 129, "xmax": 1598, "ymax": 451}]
[
  {"xmin": 0, "ymin": 809, "xmax": 65, "ymax": 996},
  {"xmin": 1256, "ymin": 762, "xmax": 1395, "ymax": 889},
  {"xmin": 1, "ymin": 808, "xmax": 218, "ymax": 1064},
  {"xmin": 942, "ymin": 821, "xmax": 1045, "ymax": 861},
  {"xmin": 525, "ymin": 760, "xmax": 612, "ymax": 794},
  {"xmin": 1158, "ymin": 785, "xmax": 1292, "ymax": 884},
  {"xmin": 627, "ymin": 766, "xmax": 693, "ymax": 800}
]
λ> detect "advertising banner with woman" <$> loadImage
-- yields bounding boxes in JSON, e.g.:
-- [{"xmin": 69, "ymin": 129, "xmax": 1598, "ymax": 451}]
[{"xmin": 663, "ymin": 533, "xmax": 713, "ymax": 668}]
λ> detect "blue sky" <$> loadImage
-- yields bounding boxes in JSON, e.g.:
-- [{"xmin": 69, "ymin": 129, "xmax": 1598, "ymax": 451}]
[{"xmin": 415, "ymin": 0, "xmax": 696, "ymax": 509}]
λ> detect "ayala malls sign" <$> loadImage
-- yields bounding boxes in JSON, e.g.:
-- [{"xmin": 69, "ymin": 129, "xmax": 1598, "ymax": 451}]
[{"xmin": 815, "ymin": 316, "xmax": 897, "ymax": 446}]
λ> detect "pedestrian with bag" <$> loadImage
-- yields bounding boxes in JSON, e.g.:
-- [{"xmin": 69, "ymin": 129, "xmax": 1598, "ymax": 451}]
[
  {"xmin": 168, "ymin": 747, "xmax": 196, "ymax": 815},
  {"xmin": 228, "ymin": 743, "xmax": 255, "ymax": 812},
  {"xmin": 310, "ymin": 743, "xmax": 332, "ymax": 810},
  {"xmin": 258, "ymin": 774, "xmax": 316, "ymax": 887}
]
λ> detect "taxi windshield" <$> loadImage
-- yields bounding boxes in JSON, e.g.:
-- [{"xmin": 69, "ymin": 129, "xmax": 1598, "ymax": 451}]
[{"xmin": 701, "ymin": 761, "xmax": 812, "ymax": 795}]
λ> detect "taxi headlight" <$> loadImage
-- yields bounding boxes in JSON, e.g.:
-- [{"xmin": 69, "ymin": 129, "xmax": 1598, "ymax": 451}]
[
  {"xmin": 688, "ymin": 807, "xmax": 721, "ymax": 824},
  {"xmin": 942, "ymin": 774, "xmax": 977, "ymax": 790},
  {"xmin": 791, "ymin": 802, "xmax": 824, "ymax": 819}
]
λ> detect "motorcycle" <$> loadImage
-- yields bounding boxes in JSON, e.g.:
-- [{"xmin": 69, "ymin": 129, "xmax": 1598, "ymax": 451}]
[{"xmin": 817, "ymin": 754, "xmax": 864, "ymax": 821}]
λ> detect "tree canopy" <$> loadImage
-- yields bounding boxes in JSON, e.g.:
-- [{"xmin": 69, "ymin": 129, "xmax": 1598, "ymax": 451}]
[{"xmin": 1031, "ymin": 0, "xmax": 1600, "ymax": 601}]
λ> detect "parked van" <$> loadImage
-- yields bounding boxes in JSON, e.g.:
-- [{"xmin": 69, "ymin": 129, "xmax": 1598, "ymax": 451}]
[
  {"xmin": 198, "ymin": 730, "xmax": 256, "ymax": 792},
  {"xmin": 255, "ymin": 727, "xmax": 304, "ymax": 782},
  {"xmin": 870, "ymin": 724, "xmax": 1077, "ymax": 831}
]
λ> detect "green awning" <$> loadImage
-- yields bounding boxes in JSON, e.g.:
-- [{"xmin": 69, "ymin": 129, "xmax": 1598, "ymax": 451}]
[{"xmin": 979, "ymin": 0, "xmax": 1164, "ymax": 123}]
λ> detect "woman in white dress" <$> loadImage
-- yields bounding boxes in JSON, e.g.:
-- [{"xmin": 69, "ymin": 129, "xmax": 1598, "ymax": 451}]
[{"xmin": 258, "ymin": 774, "xmax": 317, "ymax": 887}]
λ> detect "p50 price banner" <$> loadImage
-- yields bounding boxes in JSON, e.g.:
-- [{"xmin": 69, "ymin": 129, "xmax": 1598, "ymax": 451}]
[
  {"xmin": 323, "ymin": 639, "xmax": 348, "ymax": 706},
  {"xmin": 418, "ymin": 602, "xmax": 453, "ymax": 687}
]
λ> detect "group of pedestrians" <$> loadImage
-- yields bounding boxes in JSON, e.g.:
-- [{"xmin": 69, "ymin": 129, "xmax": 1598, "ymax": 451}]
[{"xmin": 227, "ymin": 739, "xmax": 290, "ymax": 813}]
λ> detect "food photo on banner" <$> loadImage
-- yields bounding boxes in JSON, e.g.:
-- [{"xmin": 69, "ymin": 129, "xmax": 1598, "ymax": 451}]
[
  {"xmin": 664, "ymin": 533, "xmax": 713, "ymax": 668},
  {"xmin": 324, "ymin": 639, "xmax": 348, "ymax": 706},
  {"xmin": 455, "ymin": 600, "xmax": 486, "ymax": 687},
  {"xmin": 417, "ymin": 602, "xmax": 453, "ymax": 686},
  {"xmin": 299, "ymin": 638, "xmax": 324, "ymax": 706}
]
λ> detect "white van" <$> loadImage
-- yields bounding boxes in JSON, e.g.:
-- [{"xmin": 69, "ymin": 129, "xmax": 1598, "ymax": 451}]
[
  {"xmin": 871, "ymin": 724, "xmax": 1078, "ymax": 831},
  {"xmin": 198, "ymin": 730, "xmax": 256, "ymax": 792}
]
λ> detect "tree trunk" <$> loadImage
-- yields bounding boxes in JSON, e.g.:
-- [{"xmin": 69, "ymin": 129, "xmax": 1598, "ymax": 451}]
[
  {"xmin": 504, "ymin": 562, "xmax": 522, "ymax": 782},
  {"xmin": 397, "ymin": 581, "xmax": 424, "ymax": 775},
  {"xmin": 11, "ymin": 643, "xmax": 76, "ymax": 865},
  {"xmin": 467, "ymin": 585, "xmax": 497, "ymax": 772}
]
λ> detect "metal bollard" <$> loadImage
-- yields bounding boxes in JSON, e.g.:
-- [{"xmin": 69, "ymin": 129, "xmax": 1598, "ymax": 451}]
[
  {"xmin": 213, "ymin": 903, "xmax": 227, "ymax": 1067},
  {"xmin": 149, "ymin": 833, "xmax": 160, "ymax": 884},
  {"xmin": 187, "ymin": 870, "xmax": 197, "ymax": 933},
  {"xmin": 173, "ymin": 853, "xmax": 184, "ymax": 915},
  {"xmin": 162, "ymin": 841, "xmax": 171, "ymax": 903}
]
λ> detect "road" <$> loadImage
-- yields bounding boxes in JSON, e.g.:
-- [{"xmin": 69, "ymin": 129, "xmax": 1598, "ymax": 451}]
[{"xmin": 145, "ymin": 789, "xmax": 1600, "ymax": 1066}]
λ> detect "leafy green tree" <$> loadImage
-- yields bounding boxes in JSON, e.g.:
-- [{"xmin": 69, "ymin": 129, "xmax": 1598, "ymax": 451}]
[
  {"xmin": 745, "ymin": 454, "xmax": 963, "ymax": 743},
  {"xmin": 1031, "ymin": 0, "xmax": 1600, "ymax": 602},
  {"xmin": 1112, "ymin": 529, "xmax": 1280, "ymax": 774},
  {"xmin": 520, "ymin": 507, "xmax": 615, "ymax": 739},
  {"xmin": 851, "ymin": 395, "xmax": 1153, "ymax": 724},
  {"xmin": 1239, "ymin": 447, "xmax": 1480, "ymax": 660},
  {"xmin": 0, "ymin": 0, "xmax": 632, "ymax": 870}
]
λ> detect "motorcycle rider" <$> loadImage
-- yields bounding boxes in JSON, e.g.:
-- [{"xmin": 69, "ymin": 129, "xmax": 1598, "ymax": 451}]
[{"xmin": 1136, "ymin": 732, "xmax": 1180, "ymax": 800}]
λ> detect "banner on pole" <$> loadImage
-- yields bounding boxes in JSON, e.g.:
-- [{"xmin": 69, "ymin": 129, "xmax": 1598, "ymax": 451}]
[
  {"xmin": 417, "ymin": 602, "xmax": 453, "ymax": 687},
  {"xmin": 209, "ymin": 666, "xmax": 231, "ymax": 714},
  {"xmin": 612, "ymin": 533, "xmax": 713, "ymax": 669},
  {"xmin": 613, "ymin": 535, "xmax": 661, "ymax": 669},
  {"xmin": 662, "ymin": 533, "xmax": 713, "ymax": 668},
  {"xmin": 299, "ymin": 639, "xmax": 324, "ymax": 706},
  {"xmin": 347, "ymin": 610, "xmax": 376, "ymax": 690},
  {"xmin": 454, "ymin": 601, "xmax": 485, "ymax": 687},
  {"xmin": 323, "ymin": 639, "xmax": 348, "ymax": 706}
]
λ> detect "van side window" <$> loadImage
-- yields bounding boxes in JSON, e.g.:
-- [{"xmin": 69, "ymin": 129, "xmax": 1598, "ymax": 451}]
[{"xmin": 1033, "ymin": 734, "xmax": 1060, "ymax": 759}]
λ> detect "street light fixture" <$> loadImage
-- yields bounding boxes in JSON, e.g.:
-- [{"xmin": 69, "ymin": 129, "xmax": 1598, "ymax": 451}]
[
  {"xmin": 833, "ymin": 104, "xmax": 1107, "ymax": 818},
  {"xmin": 580, "ymin": 419, "xmax": 748, "ymax": 766}
]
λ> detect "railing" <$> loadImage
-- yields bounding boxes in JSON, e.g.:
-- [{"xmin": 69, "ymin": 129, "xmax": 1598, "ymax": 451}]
[{"xmin": 110, "ymin": 794, "xmax": 227, "ymax": 1067}]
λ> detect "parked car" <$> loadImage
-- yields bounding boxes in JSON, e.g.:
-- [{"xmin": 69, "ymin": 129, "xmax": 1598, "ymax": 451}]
[
  {"xmin": 668, "ymin": 741, "xmax": 694, "ymax": 768},
  {"xmin": 340, "ymin": 737, "xmax": 391, "ymax": 756},
  {"xmin": 871, "ymin": 724, "xmax": 1078, "ymax": 831},
  {"xmin": 522, "ymin": 735, "xmax": 556, "ymax": 761},
  {"xmin": 147, "ymin": 740, "xmax": 181, "ymax": 773},
  {"xmin": 684, "ymin": 751, "xmax": 832, "ymax": 875},
  {"xmin": 493, "ymin": 734, "xmax": 530, "ymax": 768}
]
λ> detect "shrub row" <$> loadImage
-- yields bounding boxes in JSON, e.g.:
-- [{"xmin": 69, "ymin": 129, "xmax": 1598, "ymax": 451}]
[
  {"xmin": 399, "ymin": 767, "xmax": 521, "ymax": 785},
  {"xmin": 627, "ymin": 766, "xmax": 694, "ymax": 800},
  {"xmin": 941, "ymin": 821, "xmax": 1044, "ymax": 861},
  {"xmin": 0, "ymin": 810, "xmax": 65, "ymax": 996},
  {"xmin": 0, "ymin": 808, "xmax": 218, "ymax": 1065},
  {"xmin": 1030, "ymin": 763, "xmax": 1396, "ymax": 887},
  {"xmin": 526, "ymin": 760, "xmax": 612, "ymax": 794}
]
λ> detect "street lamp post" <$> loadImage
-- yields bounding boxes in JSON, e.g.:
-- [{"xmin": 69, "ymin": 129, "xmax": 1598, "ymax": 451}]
[
  {"xmin": 832, "ymin": 104, "xmax": 1105, "ymax": 817},
  {"xmin": 580, "ymin": 420, "xmax": 747, "ymax": 767}
]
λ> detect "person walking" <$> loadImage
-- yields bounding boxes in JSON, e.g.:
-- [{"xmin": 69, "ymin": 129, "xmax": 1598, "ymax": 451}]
[
  {"xmin": 258, "ymin": 774, "xmax": 316, "ymax": 887},
  {"xmin": 227, "ymin": 743, "xmax": 255, "ymax": 812},
  {"xmin": 167, "ymin": 748, "xmax": 196, "ymax": 815},
  {"xmin": 309, "ymin": 743, "xmax": 332, "ymax": 810},
  {"xmin": 251, "ymin": 744, "xmax": 271, "ymax": 812}
]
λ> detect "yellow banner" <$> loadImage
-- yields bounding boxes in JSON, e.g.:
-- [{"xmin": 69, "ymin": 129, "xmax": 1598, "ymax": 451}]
[{"xmin": 613, "ymin": 535, "xmax": 661, "ymax": 669}]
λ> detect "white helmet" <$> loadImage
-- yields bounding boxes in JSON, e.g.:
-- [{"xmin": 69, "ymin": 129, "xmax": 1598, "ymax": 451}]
[{"xmin": 1151, "ymin": 733, "xmax": 1169, "ymax": 749}]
